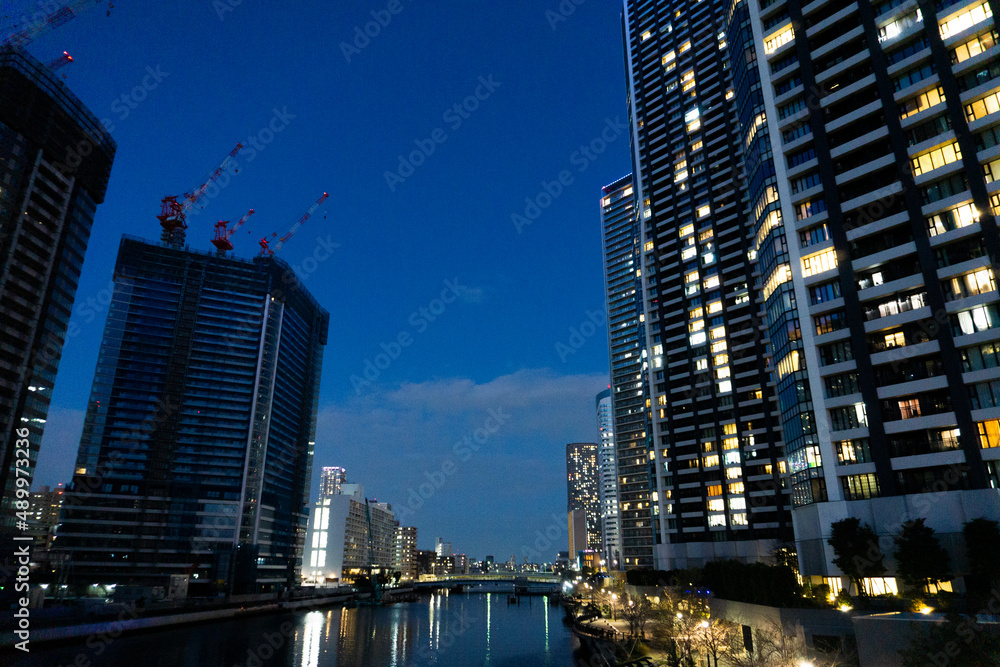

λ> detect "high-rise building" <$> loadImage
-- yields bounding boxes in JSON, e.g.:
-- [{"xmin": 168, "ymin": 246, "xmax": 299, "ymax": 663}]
[
  {"xmin": 320, "ymin": 466, "xmax": 347, "ymax": 500},
  {"xmin": 596, "ymin": 388, "xmax": 621, "ymax": 569},
  {"xmin": 434, "ymin": 537, "xmax": 452, "ymax": 558},
  {"xmin": 735, "ymin": 0, "xmax": 1000, "ymax": 583},
  {"xmin": 600, "ymin": 175, "xmax": 655, "ymax": 568},
  {"xmin": 56, "ymin": 236, "xmax": 329, "ymax": 593},
  {"xmin": 566, "ymin": 442, "xmax": 602, "ymax": 553},
  {"xmin": 0, "ymin": 46, "xmax": 116, "ymax": 522},
  {"xmin": 620, "ymin": 0, "xmax": 795, "ymax": 570},
  {"xmin": 302, "ymin": 483, "xmax": 398, "ymax": 585},
  {"xmin": 393, "ymin": 525, "xmax": 418, "ymax": 580}
]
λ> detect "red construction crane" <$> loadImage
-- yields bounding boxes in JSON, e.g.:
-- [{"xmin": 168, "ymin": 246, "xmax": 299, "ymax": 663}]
[
  {"xmin": 46, "ymin": 51, "xmax": 73, "ymax": 71},
  {"xmin": 258, "ymin": 192, "xmax": 329, "ymax": 256},
  {"xmin": 157, "ymin": 143, "xmax": 243, "ymax": 244},
  {"xmin": 2, "ymin": 0, "xmax": 105, "ymax": 49},
  {"xmin": 211, "ymin": 209, "xmax": 255, "ymax": 254}
]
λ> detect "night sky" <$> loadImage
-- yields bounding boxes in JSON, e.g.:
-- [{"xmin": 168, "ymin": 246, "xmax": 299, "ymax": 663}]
[{"xmin": 11, "ymin": 0, "xmax": 630, "ymax": 560}]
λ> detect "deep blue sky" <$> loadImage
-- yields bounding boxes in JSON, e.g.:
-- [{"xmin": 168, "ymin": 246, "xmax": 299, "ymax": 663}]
[{"xmin": 15, "ymin": 0, "xmax": 630, "ymax": 560}]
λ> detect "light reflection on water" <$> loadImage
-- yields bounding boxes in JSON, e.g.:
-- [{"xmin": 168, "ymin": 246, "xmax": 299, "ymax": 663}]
[{"xmin": 10, "ymin": 593, "xmax": 578, "ymax": 667}]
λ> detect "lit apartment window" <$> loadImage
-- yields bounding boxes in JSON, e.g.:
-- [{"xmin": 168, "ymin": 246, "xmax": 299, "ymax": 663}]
[
  {"xmin": 776, "ymin": 350, "xmax": 801, "ymax": 379},
  {"xmin": 946, "ymin": 267, "xmax": 996, "ymax": 299},
  {"xmin": 662, "ymin": 50, "xmax": 676, "ymax": 65},
  {"xmin": 707, "ymin": 499, "xmax": 724, "ymax": 512},
  {"xmin": 911, "ymin": 140, "xmax": 962, "ymax": 175},
  {"xmin": 898, "ymin": 398, "xmax": 922, "ymax": 419},
  {"xmin": 765, "ymin": 25, "xmax": 795, "ymax": 53},
  {"xmin": 951, "ymin": 28, "xmax": 998, "ymax": 63},
  {"xmin": 704, "ymin": 455, "xmax": 720, "ymax": 468},
  {"xmin": 644, "ymin": 240, "xmax": 654, "ymax": 252},
  {"xmin": 927, "ymin": 202, "xmax": 980, "ymax": 236},
  {"xmin": 955, "ymin": 304, "xmax": 996, "ymax": 334},
  {"xmin": 707, "ymin": 484, "xmax": 722, "ymax": 496},
  {"xmin": 977, "ymin": 420, "xmax": 1000, "ymax": 448},
  {"xmin": 900, "ymin": 86, "xmax": 946, "ymax": 119},
  {"xmin": 697, "ymin": 205, "xmax": 711, "ymax": 218},
  {"xmin": 939, "ymin": 2, "xmax": 993, "ymax": 40},
  {"xmin": 801, "ymin": 248, "xmax": 838, "ymax": 277},
  {"xmin": 679, "ymin": 40, "xmax": 691, "ymax": 53},
  {"xmin": 641, "ymin": 30, "xmax": 652, "ymax": 41},
  {"xmin": 879, "ymin": 8, "xmax": 922, "ymax": 43},
  {"xmin": 762, "ymin": 263, "xmax": 792, "ymax": 300}
]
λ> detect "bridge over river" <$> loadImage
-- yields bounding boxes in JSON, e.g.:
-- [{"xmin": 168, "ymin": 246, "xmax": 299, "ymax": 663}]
[{"xmin": 411, "ymin": 573, "xmax": 562, "ymax": 594}]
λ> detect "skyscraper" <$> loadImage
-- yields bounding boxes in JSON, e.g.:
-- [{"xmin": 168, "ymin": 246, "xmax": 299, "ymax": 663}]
[
  {"xmin": 596, "ymin": 388, "xmax": 621, "ymax": 569},
  {"xmin": 736, "ymin": 0, "xmax": 1000, "ymax": 583},
  {"xmin": 0, "ymin": 46, "xmax": 115, "ymax": 521},
  {"xmin": 56, "ymin": 236, "xmax": 329, "ymax": 593},
  {"xmin": 600, "ymin": 175, "xmax": 654, "ymax": 567},
  {"xmin": 566, "ymin": 442, "xmax": 602, "ymax": 553},
  {"xmin": 621, "ymin": 0, "xmax": 795, "ymax": 569},
  {"xmin": 393, "ymin": 525, "xmax": 418, "ymax": 580},
  {"xmin": 320, "ymin": 466, "xmax": 347, "ymax": 499}
]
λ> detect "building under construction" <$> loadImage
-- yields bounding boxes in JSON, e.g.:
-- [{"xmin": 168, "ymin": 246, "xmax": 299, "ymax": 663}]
[{"xmin": 56, "ymin": 234, "xmax": 329, "ymax": 594}]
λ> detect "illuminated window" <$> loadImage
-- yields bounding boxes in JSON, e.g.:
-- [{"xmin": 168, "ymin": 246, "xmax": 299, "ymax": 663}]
[
  {"xmin": 704, "ymin": 455, "xmax": 720, "ymax": 467},
  {"xmin": 716, "ymin": 366, "xmax": 731, "ymax": 379},
  {"xmin": 697, "ymin": 205, "xmax": 711, "ymax": 218},
  {"xmin": 947, "ymin": 267, "xmax": 996, "ymax": 299},
  {"xmin": 764, "ymin": 25, "xmax": 794, "ymax": 53},
  {"xmin": 928, "ymin": 202, "xmax": 980, "ymax": 236},
  {"xmin": 939, "ymin": 2, "xmax": 993, "ymax": 39},
  {"xmin": 662, "ymin": 50, "xmax": 676, "ymax": 65},
  {"xmin": 704, "ymin": 275, "xmax": 720, "ymax": 289},
  {"xmin": 679, "ymin": 40, "xmax": 691, "ymax": 53},
  {"xmin": 776, "ymin": 350, "xmax": 801, "ymax": 379},
  {"xmin": 707, "ymin": 499, "xmax": 724, "ymax": 512},
  {"xmin": 762, "ymin": 264, "xmax": 791, "ymax": 300},
  {"xmin": 801, "ymin": 248, "xmax": 838, "ymax": 277},
  {"xmin": 711, "ymin": 340, "xmax": 727, "ymax": 354},
  {"xmin": 641, "ymin": 30, "xmax": 652, "ymax": 41},
  {"xmin": 680, "ymin": 224, "xmax": 694, "ymax": 238},
  {"xmin": 707, "ymin": 484, "xmax": 722, "ymax": 496},
  {"xmin": 977, "ymin": 420, "xmax": 1000, "ymax": 448},
  {"xmin": 731, "ymin": 513, "xmax": 748, "ymax": 526},
  {"xmin": 900, "ymin": 86, "xmax": 945, "ymax": 119},
  {"xmin": 728, "ymin": 482, "xmax": 744, "ymax": 494},
  {"xmin": 644, "ymin": 240, "xmax": 654, "ymax": 251},
  {"xmin": 967, "ymin": 90, "xmax": 1000, "ymax": 123},
  {"xmin": 952, "ymin": 29, "xmax": 998, "ymax": 63},
  {"xmin": 912, "ymin": 140, "xmax": 962, "ymax": 175}
]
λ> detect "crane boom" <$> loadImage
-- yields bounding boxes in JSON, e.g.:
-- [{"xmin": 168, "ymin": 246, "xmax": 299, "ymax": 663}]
[
  {"xmin": 2, "ymin": 0, "xmax": 101, "ymax": 49},
  {"xmin": 258, "ymin": 192, "xmax": 329, "ymax": 256},
  {"xmin": 158, "ymin": 143, "xmax": 243, "ymax": 246},
  {"xmin": 46, "ymin": 51, "xmax": 73, "ymax": 71}
]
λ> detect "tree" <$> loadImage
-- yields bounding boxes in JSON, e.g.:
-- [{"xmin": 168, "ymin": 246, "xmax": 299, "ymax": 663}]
[
  {"xmin": 899, "ymin": 614, "xmax": 1000, "ymax": 666},
  {"xmin": 828, "ymin": 518, "xmax": 885, "ymax": 597},
  {"xmin": 894, "ymin": 519, "xmax": 950, "ymax": 594},
  {"xmin": 619, "ymin": 591, "xmax": 652, "ymax": 641},
  {"xmin": 697, "ymin": 618, "xmax": 739, "ymax": 667},
  {"xmin": 963, "ymin": 518, "xmax": 1000, "ymax": 583}
]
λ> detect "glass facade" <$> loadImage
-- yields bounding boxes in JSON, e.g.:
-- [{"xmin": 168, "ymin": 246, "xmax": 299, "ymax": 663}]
[
  {"xmin": 0, "ymin": 46, "xmax": 115, "ymax": 526},
  {"xmin": 57, "ymin": 236, "xmax": 328, "ymax": 593}
]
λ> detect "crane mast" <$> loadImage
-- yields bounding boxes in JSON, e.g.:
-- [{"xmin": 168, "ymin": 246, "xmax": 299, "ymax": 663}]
[{"xmin": 211, "ymin": 209, "xmax": 254, "ymax": 254}]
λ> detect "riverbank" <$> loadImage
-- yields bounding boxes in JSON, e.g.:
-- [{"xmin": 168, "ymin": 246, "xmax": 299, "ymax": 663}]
[{"xmin": 1, "ymin": 587, "xmax": 412, "ymax": 648}]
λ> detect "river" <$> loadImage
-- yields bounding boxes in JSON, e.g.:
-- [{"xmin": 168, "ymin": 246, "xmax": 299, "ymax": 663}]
[{"xmin": 9, "ymin": 592, "xmax": 583, "ymax": 667}]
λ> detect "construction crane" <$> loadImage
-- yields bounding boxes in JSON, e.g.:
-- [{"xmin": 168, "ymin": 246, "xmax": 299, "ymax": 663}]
[
  {"xmin": 157, "ymin": 143, "xmax": 243, "ymax": 246},
  {"xmin": 258, "ymin": 192, "xmax": 329, "ymax": 256},
  {"xmin": 46, "ymin": 50, "xmax": 73, "ymax": 71},
  {"xmin": 211, "ymin": 209, "xmax": 254, "ymax": 254},
  {"xmin": 2, "ymin": 0, "xmax": 105, "ymax": 49}
]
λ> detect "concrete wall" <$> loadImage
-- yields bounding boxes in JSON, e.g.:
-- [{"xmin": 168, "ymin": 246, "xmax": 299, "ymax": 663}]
[{"xmin": 708, "ymin": 598, "xmax": 855, "ymax": 647}]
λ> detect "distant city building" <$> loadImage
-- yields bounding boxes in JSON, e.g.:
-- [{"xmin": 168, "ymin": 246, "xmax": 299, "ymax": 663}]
[
  {"xmin": 434, "ymin": 537, "xmax": 452, "ymax": 558},
  {"xmin": 452, "ymin": 553, "xmax": 469, "ymax": 575},
  {"xmin": 27, "ymin": 484, "xmax": 64, "ymax": 550},
  {"xmin": 566, "ymin": 442, "xmax": 602, "ymax": 552},
  {"xmin": 0, "ymin": 46, "xmax": 116, "ymax": 523},
  {"xmin": 319, "ymin": 466, "xmax": 347, "ymax": 500},
  {"xmin": 56, "ymin": 236, "xmax": 329, "ymax": 593},
  {"xmin": 393, "ymin": 525, "xmax": 418, "ymax": 580},
  {"xmin": 568, "ymin": 507, "xmax": 588, "ymax": 560},
  {"xmin": 302, "ymin": 483, "xmax": 398, "ymax": 585},
  {"xmin": 596, "ymin": 388, "xmax": 620, "ymax": 569},
  {"xmin": 415, "ymin": 549, "xmax": 436, "ymax": 577},
  {"xmin": 600, "ymin": 174, "xmax": 654, "ymax": 569}
]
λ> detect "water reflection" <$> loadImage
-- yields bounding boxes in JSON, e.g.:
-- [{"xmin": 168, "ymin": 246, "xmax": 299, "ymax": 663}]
[{"xmin": 10, "ymin": 594, "xmax": 577, "ymax": 667}]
